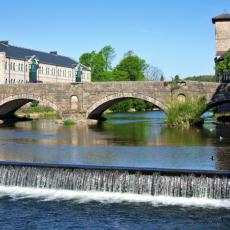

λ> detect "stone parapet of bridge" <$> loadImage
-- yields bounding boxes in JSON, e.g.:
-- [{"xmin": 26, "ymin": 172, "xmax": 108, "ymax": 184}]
[{"xmin": 0, "ymin": 81, "xmax": 229, "ymax": 121}]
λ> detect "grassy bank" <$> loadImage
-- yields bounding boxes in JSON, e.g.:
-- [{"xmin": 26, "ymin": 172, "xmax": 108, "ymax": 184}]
[
  {"xmin": 166, "ymin": 97, "xmax": 206, "ymax": 129},
  {"xmin": 16, "ymin": 107, "xmax": 59, "ymax": 119}
]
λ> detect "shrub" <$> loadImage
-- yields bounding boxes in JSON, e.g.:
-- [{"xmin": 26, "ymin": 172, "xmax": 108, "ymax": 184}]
[
  {"xmin": 166, "ymin": 97, "xmax": 206, "ymax": 128},
  {"xmin": 64, "ymin": 119, "xmax": 76, "ymax": 126}
]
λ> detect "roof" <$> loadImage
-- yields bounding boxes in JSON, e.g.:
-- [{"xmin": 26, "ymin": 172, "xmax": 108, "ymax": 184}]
[
  {"xmin": 0, "ymin": 41, "xmax": 78, "ymax": 68},
  {"xmin": 212, "ymin": 13, "xmax": 230, "ymax": 23}
]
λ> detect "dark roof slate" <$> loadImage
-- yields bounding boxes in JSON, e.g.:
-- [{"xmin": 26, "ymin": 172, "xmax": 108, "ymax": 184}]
[
  {"xmin": 212, "ymin": 13, "xmax": 230, "ymax": 23},
  {"xmin": 0, "ymin": 42, "xmax": 78, "ymax": 68}
]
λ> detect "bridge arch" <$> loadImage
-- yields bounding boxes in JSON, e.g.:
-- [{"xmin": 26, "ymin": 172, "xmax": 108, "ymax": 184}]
[
  {"xmin": 86, "ymin": 93, "xmax": 167, "ymax": 119},
  {"xmin": 0, "ymin": 94, "xmax": 59, "ymax": 119},
  {"xmin": 205, "ymin": 97, "xmax": 230, "ymax": 112}
]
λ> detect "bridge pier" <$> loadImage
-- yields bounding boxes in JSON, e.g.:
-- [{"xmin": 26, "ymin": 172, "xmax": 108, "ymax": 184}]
[{"xmin": 61, "ymin": 111, "xmax": 90, "ymax": 123}]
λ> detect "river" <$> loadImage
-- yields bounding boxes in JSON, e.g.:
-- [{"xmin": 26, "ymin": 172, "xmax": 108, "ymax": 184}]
[{"xmin": 0, "ymin": 111, "xmax": 229, "ymax": 229}]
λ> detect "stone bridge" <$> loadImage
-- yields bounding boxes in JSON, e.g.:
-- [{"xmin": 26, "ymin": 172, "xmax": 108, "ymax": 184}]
[{"xmin": 0, "ymin": 81, "xmax": 229, "ymax": 121}]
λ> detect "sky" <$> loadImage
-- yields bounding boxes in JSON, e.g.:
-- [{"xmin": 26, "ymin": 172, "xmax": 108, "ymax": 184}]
[{"xmin": 0, "ymin": 0, "xmax": 229, "ymax": 79}]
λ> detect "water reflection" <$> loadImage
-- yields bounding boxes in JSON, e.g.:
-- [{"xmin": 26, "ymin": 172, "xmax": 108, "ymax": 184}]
[{"xmin": 0, "ymin": 111, "xmax": 229, "ymax": 170}]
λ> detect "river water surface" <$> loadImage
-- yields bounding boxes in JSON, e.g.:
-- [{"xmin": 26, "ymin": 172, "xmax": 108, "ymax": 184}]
[
  {"xmin": 0, "ymin": 111, "xmax": 229, "ymax": 229},
  {"xmin": 0, "ymin": 111, "xmax": 229, "ymax": 170}
]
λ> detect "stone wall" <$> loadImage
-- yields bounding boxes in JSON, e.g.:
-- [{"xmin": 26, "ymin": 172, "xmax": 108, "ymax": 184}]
[
  {"xmin": 0, "ymin": 81, "xmax": 228, "ymax": 121},
  {"xmin": 215, "ymin": 21, "xmax": 230, "ymax": 55}
]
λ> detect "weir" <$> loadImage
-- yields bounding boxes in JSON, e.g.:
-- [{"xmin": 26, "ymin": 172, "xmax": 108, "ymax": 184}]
[{"xmin": 0, "ymin": 161, "xmax": 229, "ymax": 199}]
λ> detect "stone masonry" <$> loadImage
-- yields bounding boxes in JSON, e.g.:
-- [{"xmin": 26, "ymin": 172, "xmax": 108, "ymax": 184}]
[{"xmin": 0, "ymin": 81, "xmax": 229, "ymax": 121}]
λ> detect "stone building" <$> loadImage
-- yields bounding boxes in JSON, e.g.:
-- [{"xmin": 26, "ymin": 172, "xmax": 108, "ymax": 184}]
[
  {"xmin": 0, "ymin": 41, "xmax": 91, "ymax": 84},
  {"xmin": 212, "ymin": 13, "xmax": 230, "ymax": 82}
]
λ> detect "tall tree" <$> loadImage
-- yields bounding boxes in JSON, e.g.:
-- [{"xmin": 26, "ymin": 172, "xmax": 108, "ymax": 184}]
[
  {"xmin": 99, "ymin": 45, "xmax": 116, "ymax": 71},
  {"xmin": 79, "ymin": 46, "xmax": 116, "ymax": 81},
  {"xmin": 114, "ymin": 54, "xmax": 147, "ymax": 81},
  {"xmin": 79, "ymin": 51, "xmax": 96, "ymax": 68}
]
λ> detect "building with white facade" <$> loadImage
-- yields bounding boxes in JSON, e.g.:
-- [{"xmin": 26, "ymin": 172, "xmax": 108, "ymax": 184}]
[{"xmin": 0, "ymin": 41, "xmax": 91, "ymax": 84}]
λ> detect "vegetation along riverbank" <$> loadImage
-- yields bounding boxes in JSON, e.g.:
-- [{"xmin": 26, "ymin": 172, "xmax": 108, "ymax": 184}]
[{"xmin": 165, "ymin": 97, "xmax": 206, "ymax": 129}]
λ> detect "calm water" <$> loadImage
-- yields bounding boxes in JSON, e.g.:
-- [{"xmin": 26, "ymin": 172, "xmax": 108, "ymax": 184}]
[
  {"xmin": 0, "ymin": 111, "xmax": 229, "ymax": 229},
  {"xmin": 0, "ymin": 111, "xmax": 229, "ymax": 170}
]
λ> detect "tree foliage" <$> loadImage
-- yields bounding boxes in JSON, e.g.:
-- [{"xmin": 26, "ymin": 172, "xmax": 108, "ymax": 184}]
[
  {"xmin": 79, "ymin": 46, "xmax": 161, "ymax": 111},
  {"xmin": 216, "ymin": 49, "xmax": 230, "ymax": 74},
  {"xmin": 79, "ymin": 45, "xmax": 115, "ymax": 81},
  {"xmin": 184, "ymin": 75, "xmax": 214, "ymax": 82},
  {"xmin": 114, "ymin": 54, "xmax": 147, "ymax": 81}
]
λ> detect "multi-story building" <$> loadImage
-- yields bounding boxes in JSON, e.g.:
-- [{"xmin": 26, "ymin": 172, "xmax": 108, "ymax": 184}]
[
  {"xmin": 0, "ymin": 41, "xmax": 91, "ymax": 84},
  {"xmin": 212, "ymin": 13, "xmax": 230, "ymax": 82}
]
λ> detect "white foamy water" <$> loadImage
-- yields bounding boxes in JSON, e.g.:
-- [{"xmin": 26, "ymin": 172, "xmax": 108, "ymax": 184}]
[{"xmin": 0, "ymin": 186, "xmax": 229, "ymax": 209}]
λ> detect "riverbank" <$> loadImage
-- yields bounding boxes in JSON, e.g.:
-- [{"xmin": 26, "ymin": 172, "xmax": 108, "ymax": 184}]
[
  {"xmin": 165, "ymin": 97, "xmax": 206, "ymax": 129},
  {"xmin": 16, "ymin": 107, "xmax": 60, "ymax": 119}
]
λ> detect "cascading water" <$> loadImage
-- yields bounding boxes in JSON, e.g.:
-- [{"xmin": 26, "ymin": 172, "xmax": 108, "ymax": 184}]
[{"xmin": 0, "ymin": 164, "xmax": 229, "ymax": 199}]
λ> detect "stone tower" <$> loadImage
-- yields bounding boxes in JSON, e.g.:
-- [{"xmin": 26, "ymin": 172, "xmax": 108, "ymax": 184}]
[{"xmin": 212, "ymin": 13, "xmax": 230, "ymax": 62}]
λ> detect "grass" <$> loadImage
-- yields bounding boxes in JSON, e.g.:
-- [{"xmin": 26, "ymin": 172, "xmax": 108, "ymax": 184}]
[
  {"xmin": 16, "ymin": 107, "xmax": 59, "ymax": 118},
  {"xmin": 63, "ymin": 119, "xmax": 76, "ymax": 126},
  {"xmin": 165, "ymin": 97, "xmax": 206, "ymax": 129}
]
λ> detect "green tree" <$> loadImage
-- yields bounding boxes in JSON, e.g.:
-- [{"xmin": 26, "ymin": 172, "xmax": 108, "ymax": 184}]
[
  {"xmin": 99, "ymin": 45, "xmax": 115, "ymax": 71},
  {"xmin": 79, "ymin": 46, "xmax": 116, "ymax": 81},
  {"xmin": 174, "ymin": 75, "xmax": 180, "ymax": 82},
  {"xmin": 114, "ymin": 54, "xmax": 147, "ymax": 81},
  {"xmin": 79, "ymin": 51, "xmax": 96, "ymax": 67},
  {"xmin": 184, "ymin": 75, "xmax": 214, "ymax": 82},
  {"xmin": 216, "ymin": 49, "xmax": 230, "ymax": 74}
]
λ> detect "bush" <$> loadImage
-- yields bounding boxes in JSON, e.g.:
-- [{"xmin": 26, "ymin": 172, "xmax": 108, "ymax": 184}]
[
  {"xmin": 64, "ymin": 119, "xmax": 76, "ymax": 126},
  {"xmin": 166, "ymin": 97, "xmax": 206, "ymax": 128}
]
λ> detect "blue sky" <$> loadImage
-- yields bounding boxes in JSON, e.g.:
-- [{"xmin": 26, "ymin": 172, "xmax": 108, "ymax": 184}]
[{"xmin": 0, "ymin": 0, "xmax": 229, "ymax": 79}]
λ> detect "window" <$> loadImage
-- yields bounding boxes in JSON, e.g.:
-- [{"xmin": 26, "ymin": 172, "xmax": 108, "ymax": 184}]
[
  {"xmin": 46, "ymin": 67, "xmax": 50, "ymax": 75},
  {"xmin": 13, "ymin": 63, "xmax": 15, "ymax": 71},
  {"xmin": 5, "ymin": 62, "xmax": 7, "ymax": 70},
  {"xmin": 21, "ymin": 64, "xmax": 23, "ymax": 72},
  {"xmin": 10, "ymin": 63, "xmax": 12, "ymax": 70},
  {"xmin": 25, "ymin": 64, "xmax": 28, "ymax": 72},
  {"xmin": 18, "ymin": 64, "xmax": 20, "ymax": 72}
]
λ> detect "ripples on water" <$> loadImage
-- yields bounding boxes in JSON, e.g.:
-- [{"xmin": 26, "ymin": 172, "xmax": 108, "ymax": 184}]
[
  {"xmin": 0, "ymin": 111, "xmax": 229, "ymax": 228},
  {"xmin": 0, "ymin": 187, "xmax": 230, "ymax": 229},
  {"xmin": 0, "ymin": 111, "xmax": 229, "ymax": 170}
]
